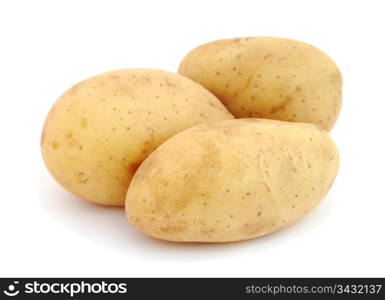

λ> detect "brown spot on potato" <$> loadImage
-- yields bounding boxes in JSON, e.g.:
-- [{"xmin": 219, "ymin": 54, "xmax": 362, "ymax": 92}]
[
  {"xmin": 270, "ymin": 96, "xmax": 293, "ymax": 114},
  {"xmin": 52, "ymin": 141, "xmax": 60, "ymax": 149},
  {"xmin": 75, "ymin": 171, "xmax": 89, "ymax": 184}
]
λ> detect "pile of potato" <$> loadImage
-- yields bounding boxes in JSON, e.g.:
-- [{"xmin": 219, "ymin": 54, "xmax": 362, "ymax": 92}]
[{"xmin": 41, "ymin": 37, "xmax": 341, "ymax": 243}]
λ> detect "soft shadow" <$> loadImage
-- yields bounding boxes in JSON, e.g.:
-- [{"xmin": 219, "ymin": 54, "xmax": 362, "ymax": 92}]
[{"xmin": 38, "ymin": 172, "xmax": 335, "ymax": 261}]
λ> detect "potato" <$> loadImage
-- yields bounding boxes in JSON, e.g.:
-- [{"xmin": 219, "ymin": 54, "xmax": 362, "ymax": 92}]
[
  {"xmin": 178, "ymin": 37, "xmax": 342, "ymax": 131},
  {"xmin": 41, "ymin": 69, "xmax": 233, "ymax": 206},
  {"xmin": 126, "ymin": 119, "xmax": 339, "ymax": 242}
]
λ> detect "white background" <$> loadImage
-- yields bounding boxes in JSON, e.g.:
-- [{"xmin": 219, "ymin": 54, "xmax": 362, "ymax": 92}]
[{"xmin": 1, "ymin": 0, "xmax": 384, "ymax": 277}]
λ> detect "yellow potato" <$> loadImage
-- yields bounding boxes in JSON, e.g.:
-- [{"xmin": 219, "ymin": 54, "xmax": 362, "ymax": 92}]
[
  {"xmin": 126, "ymin": 119, "xmax": 339, "ymax": 242},
  {"xmin": 179, "ymin": 37, "xmax": 342, "ymax": 131},
  {"xmin": 41, "ymin": 69, "xmax": 233, "ymax": 206}
]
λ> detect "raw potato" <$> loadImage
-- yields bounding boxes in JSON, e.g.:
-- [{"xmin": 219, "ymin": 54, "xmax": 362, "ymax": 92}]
[
  {"xmin": 41, "ymin": 69, "xmax": 233, "ymax": 206},
  {"xmin": 179, "ymin": 37, "xmax": 342, "ymax": 131},
  {"xmin": 126, "ymin": 119, "xmax": 339, "ymax": 242}
]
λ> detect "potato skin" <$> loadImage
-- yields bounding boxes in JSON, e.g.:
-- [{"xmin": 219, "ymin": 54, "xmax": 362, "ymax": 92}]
[
  {"xmin": 126, "ymin": 119, "xmax": 339, "ymax": 242},
  {"xmin": 41, "ymin": 69, "xmax": 233, "ymax": 206},
  {"xmin": 178, "ymin": 37, "xmax": 342, "ymax": 131}
]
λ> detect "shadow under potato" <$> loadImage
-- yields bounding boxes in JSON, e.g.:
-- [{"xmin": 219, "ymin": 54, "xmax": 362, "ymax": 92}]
[{"xmin": 38, "ymin": 172, "xmax": 335, "ymax": 261}]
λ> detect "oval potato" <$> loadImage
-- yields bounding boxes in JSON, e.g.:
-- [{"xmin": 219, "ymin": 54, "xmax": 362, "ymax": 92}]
[
  {"xmin": 126, "ymin": 119, "xmax": 339, "ymax": 242},
  {"xmin": 41, "ymin": 69, "xmax": 233, "ymax": 206},
  {"xmin": 179, "ymin": 37, "xmax": 342, "ymax": 131}
]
